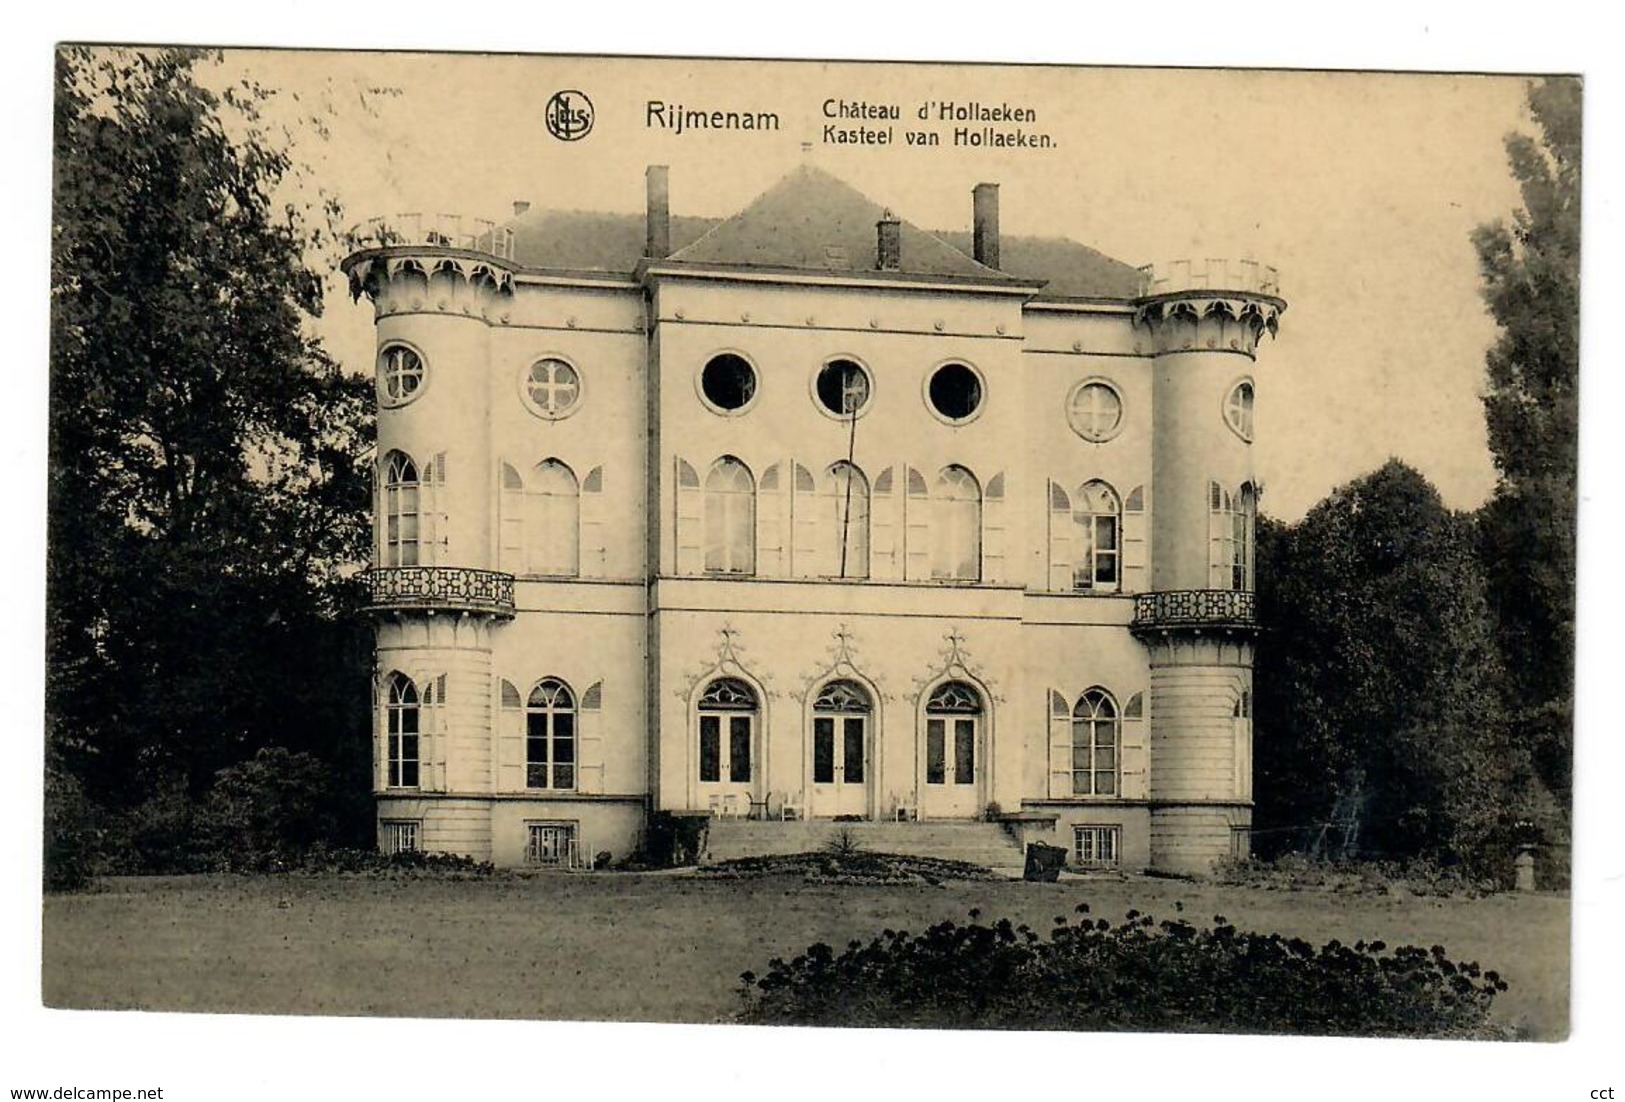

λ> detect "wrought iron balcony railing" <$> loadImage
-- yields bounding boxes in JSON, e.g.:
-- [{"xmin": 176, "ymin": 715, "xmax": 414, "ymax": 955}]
[
  {"xmin": 1132, "ymin": 589, "xmax": 1256, "ymax": 631},
  {"xmin": 365, "ymin": 566, "xmax": 516, "ymax": 618},
  {"xmin": 350, "ymin": 213, "xmax": 516, "ymax": 262}
]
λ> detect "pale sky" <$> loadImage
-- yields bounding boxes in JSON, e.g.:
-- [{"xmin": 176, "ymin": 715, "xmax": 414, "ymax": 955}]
[{"xmin": 241, "ymin": 52, "xmax": 1532, "ymax": 522}]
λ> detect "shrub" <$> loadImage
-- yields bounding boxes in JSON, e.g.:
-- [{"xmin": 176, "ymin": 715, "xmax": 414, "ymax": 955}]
[
  {"xmin": 1215, "ymin": 854, "xmax": 1497, "ymax": 897},
  {"xmin": 737, "ymin": 905, "xmax": 1508, "ymax": 1038},
  {"xmin": 196, "ymin": 747, "xmax": 340, "ymax": 872},
  {"xmin": 43, "ymin": 765, "xmax": 97, "ymax": 891},
  {"xmin": 638, "ymin": 811, "xmax": 708, "ymax": 868}
]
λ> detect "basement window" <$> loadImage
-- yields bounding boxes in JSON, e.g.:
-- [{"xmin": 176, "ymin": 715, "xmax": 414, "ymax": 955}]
[{"xmin": 1073, "ymin": 824, "xmax": 1121, "ymax": 868}]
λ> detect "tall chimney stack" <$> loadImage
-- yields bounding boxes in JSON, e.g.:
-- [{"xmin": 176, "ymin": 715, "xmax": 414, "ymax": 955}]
[
  {"xmin": 876, "ymin": 209, "xmax": 901, "ymax": 271},
  {"xmin": 646, "ymin": 165, "xmax": 671, "ymax": 260},
  {"xmin": 512, "ymin": 200, "xmax": 531, "ymax": 216},
  {"xmin": 973, "ymin": 182, "xmax": 1000, "ymax": 270}
]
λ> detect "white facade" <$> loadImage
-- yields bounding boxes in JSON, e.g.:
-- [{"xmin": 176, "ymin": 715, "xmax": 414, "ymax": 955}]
[{"xmin": 343, "ymin": 166, "xmax": 1285, "ymax": 874}]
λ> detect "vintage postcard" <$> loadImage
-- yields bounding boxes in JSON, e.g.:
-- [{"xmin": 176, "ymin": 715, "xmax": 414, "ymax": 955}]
[{"xmin": 35, "ymin": 43, "xmax": 1589, "ymax": 1101}]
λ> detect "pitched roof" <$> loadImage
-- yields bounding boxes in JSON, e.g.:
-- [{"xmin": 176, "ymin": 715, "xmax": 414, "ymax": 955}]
[
  {"xmin": 507, "ymin": 209, "xmax": 718, "ymax": 275},
  {"xmin": 501, "ymin": 165, "xmax": 1144, "ymax": 300},
  {"xmin": 934, "ymin": 231, "xmax": 1144, "ymax": 300},
  {"xmin": 666, "ymin": 164, "xmax": 1021, "ymax": 283}
]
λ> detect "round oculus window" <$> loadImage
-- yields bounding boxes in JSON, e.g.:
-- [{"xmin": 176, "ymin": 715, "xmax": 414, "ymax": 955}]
[
  {"xmin": 378, "ymin": 343, "xmax": 426, "ymax": 407},
  {"xmin": 700, "ymin": 353, "xmax": 758, "ymax": 413},
  {"xmin": 1225, "ymin": 380, "xmax": 1256, "ymax": 442},
  {"xmin": 521, "ymin": 358, "xmax": 581, "ymax": 418},
  {"xmin": 1067, "ymin": 380, "xmax": 1123, "ymax": 442},
  {"xmin": 815, "ymin": 359, "xmax": 872, "ymax": 417},
  {"xmin": 927, "ymin": 362, "xmax": 983, "ymax": 422}
]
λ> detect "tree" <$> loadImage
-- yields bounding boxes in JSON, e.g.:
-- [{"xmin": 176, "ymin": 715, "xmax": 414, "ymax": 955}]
[
  {"xmin": 48, "ymin": 47, "xmax": 375, "ymax": 863},
  {"xmin": 1254, "ymin": 462, "xmax": 1514, "ymax": 871},
  {"xmin": 1471, "ymin": 77, "xmax": 1580, "ymax": 809}
]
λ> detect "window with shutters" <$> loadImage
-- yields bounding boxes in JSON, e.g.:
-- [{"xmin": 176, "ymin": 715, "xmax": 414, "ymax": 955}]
[
  {"xmin": 381, "ymin": 451, "xmax": 420, "ymax": 567},
  {"xmin": 531, "ymin": 459, "xmax": 580, "ymax": 576},
  {"xmin": 384, "ymin": 671, "xmax": 420, "ymax": 789},
  {"xmin": 704, "ymin": 457, "xmax": 756, "ymax": 574},
  {"xmin": 526, "ymin": 678, "xmax": 576, "ymax": 791},
  {"xmin": 932, "ymin": 466, "xmax": 981, "ymax": 581},
  {"xmin": 1073, "ymin": 481, "xmax": 1121, "ymax": 592},
  {"xmin": 697, "ymin": 677, "xmax": 757, "ymax": 784},
  {"xmin": 821, "ymin": 461, "xmax": 869, "ymax": 579},
  {"xmin": 499, "ymin": 462, "xmax": 526, "ymax": 574},
  {"xmin": 1209, "ymin": 480, "xmax": 1256, "ymax": 591},
  {"xmin": 1072, "ymin": 689, "xmax": 1119, "ymax": 796}
]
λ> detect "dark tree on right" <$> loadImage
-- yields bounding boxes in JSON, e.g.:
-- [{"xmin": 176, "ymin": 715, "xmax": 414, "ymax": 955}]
[{"xmin": 1471, "ymin": 77, "xmax": 1580, "ymax": 829}]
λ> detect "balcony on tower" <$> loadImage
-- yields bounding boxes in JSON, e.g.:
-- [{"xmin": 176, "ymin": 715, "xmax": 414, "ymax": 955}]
[
  {"xmin": 1131, "ymin": 589, "xmax": 1256, "ymax": 634},
  {"xmin": 1136, "ymin": 258, "xmax": 1280, "ymax": 298},
  {"xmin": 364, "ymin": 566, "xmax": 516, "ymax": 619},
  {"xmin": 350, "ymin": 213, "xmax": 516, "ymax": 262}
]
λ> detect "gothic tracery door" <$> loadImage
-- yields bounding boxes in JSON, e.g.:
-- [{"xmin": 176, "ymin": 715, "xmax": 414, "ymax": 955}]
[
  {"xmin": 810, "ymin": 679, "xmax": 871, "ymax": 818},
  {"xmin": 922, "ymin": 680, "xmax": 982, "ymax": 819}
]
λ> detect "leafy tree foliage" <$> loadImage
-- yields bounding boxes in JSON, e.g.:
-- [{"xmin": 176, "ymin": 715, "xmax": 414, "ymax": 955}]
[
  {"xmin": 48, "ymin": 46, "xmax": 375, "ymax": 872},
  {"xmin": 1471, "ymin": 77, "xmax": 1580, "ymax": 808},
  {"xmin": 1254, "ymin": 462, "xmax": 1514, "ymax": 872}
]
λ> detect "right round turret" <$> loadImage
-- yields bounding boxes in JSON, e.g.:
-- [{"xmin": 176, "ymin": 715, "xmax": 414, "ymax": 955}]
[{"xmin": 1131, "ymin": 259, "xmax": 1286, "ymax": 876}]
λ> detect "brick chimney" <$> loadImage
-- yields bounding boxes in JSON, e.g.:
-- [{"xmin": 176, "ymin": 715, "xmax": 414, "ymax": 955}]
[
  {"xmin": 512, "ymin": 200, "xmax": 531, "ymax": 216},
  {"xmin": 973, "ymin": 183, "xmax": 1000, "ymax": 270},
  {"xmin": 876, "ymin": 209, "xmax": 901, "ymax": 271},
  {"xmin": 646, "ymin": 165, "xmax": 671, "ymax": 260}
]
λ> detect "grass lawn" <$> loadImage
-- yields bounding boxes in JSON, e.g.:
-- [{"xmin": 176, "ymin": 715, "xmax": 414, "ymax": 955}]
[{"xmin": 41, "ymin": 872, "xmax": 1570, "ymax": 1039}]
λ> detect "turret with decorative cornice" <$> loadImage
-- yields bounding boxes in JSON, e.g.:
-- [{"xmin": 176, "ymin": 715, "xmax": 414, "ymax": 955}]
[{"xmin": 1131, "ymin": 258, "xmax": 1285, "ymax": 875}]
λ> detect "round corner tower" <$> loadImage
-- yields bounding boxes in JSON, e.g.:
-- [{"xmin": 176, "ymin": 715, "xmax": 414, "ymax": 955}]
[
  {"xmin": 1131, "ymin": 259, "xmax": 1285, "ymax": 875},
  {"xmin": 341, "ymin": 216, "xmax": 520, "ymax": 860}
]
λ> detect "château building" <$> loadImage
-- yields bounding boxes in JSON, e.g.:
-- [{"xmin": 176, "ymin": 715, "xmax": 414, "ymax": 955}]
[{"xmin": 341, "ymin": 164, "xmax": 1284, "ymax": 874}]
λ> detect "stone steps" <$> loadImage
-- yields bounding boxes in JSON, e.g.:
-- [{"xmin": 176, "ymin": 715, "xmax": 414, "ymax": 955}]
[{"xmin": 702, "ymin": 819, "xmax": 1026, "ymax": 868}]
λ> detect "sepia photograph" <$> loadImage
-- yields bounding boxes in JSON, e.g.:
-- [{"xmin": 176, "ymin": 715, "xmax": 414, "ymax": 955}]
[{"xmin": 13, "ymin": 15, "xmax": 1616, "ymax": 1102}]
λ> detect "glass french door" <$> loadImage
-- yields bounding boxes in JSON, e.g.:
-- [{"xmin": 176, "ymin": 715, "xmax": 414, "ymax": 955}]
[
  {"xmin": 923, "ymin": 680, "xmax": 982, "ymax": 819},
  {"xmin": 811, "ymin": 713, "xmax": 868, "ymax": 817}
]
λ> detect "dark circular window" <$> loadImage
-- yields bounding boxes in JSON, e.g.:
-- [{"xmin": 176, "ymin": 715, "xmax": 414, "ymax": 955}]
[
  {"xmin": 700, "ymin": 353, "xmax": 758, "ymax": 413},
  {"xmin": 927, "ymin": 362, "xmax": 983, "ymax": 422},
  {"xmin": 815, "ymin": 359, "xmax": 872, "ymax": 417}
]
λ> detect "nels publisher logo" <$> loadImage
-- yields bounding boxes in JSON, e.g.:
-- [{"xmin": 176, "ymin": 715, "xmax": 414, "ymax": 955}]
[{"xmin": 545, "ymin": 90, "xmax": 595, "ymax": 141}]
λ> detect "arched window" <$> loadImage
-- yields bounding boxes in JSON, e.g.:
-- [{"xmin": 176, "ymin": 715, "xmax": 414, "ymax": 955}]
[
  {"xmin": 697, "ymin": 677, "xmax": 757, "ymax": 784},
  {"xmin": 1072, "ymin": 689, "xmax": 1119, "ymax": 796},
  {"xmin": 704, "ymin": 458, "xmax": 755, "ymax": 574},
  {"xmin": 1225, "ymin": 380, "xmax": 1255, "ymax": 441},
  {"xmin": 526, "ymin": 678, "xmax": 576, "ymax": 790},
  {"xmin": 1074, "ymin": 481, "xmax": 1122, "ymax": 591},
  {"xmin": 812, "ymin": 679, "xmax": 871, "ymax": 794},
  {"xmin": 1236, "ymin": 482, "xmax": 1257, "ymax": 591},
  {"xmin": 382, "ymin": 451, "xmax": 420, "ymax": 567},
  {"xmin": 822, "ymin": 461, "xmax": 870, "ymax": 579},
  {"xmin": 385, "ymin": 672, "xmax": 420, "ymax": 789},
  {"xmin": 1209, "ymin": 481, "xmax": 1236, "ymax": 590},
  {"xmin": 932, "ymin": 466, "xmax": 981, "ymax": 581},
  {"xmin": 925, "ymin": 680, "xmax": 982, "ymax": 787},
  {"xmin": 532, "ymin": 460, "xmax": 580, "ymax": 576}
]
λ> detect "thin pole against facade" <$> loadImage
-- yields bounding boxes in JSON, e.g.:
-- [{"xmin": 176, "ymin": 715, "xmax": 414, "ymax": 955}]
[{"xmin": 839, "ymin": 371, "xmax": 860, "ymax": 577}]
